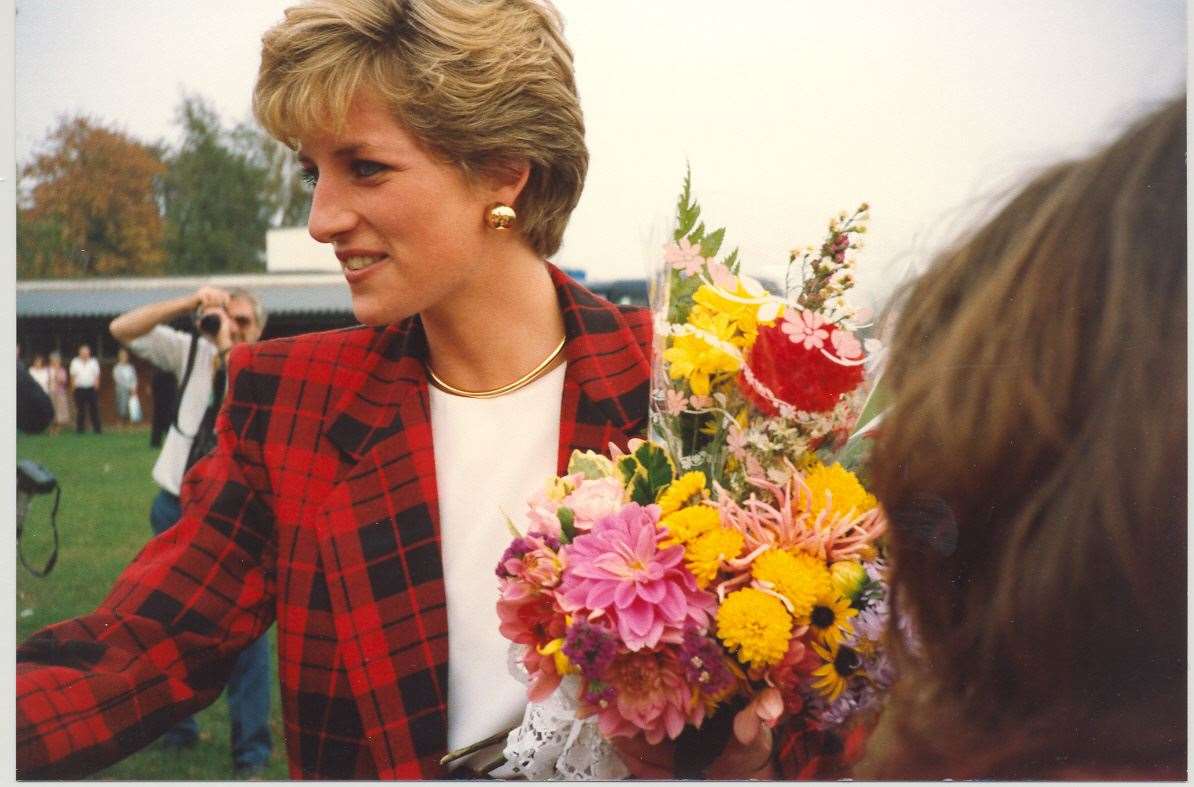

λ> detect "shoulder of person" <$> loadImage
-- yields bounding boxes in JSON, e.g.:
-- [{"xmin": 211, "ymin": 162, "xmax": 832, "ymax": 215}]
[{"xmin": 225, "ymin": 323, "xmax": 393, "ymax": 388}]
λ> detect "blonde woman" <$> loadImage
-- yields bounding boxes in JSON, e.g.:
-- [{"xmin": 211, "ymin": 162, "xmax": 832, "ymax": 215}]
[{"xmin": 17, "ymin": 1, "xmax": 778, "ymax": 779}]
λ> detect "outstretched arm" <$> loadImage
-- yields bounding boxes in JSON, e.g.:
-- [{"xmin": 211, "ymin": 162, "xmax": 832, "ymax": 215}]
[
  {"xmin": 109, "ymin": 287, "xmax": 231, "ymax": 346},
  {"xmin": 16, "ymin": 344, "xmax": 278, "ymax": 779}
]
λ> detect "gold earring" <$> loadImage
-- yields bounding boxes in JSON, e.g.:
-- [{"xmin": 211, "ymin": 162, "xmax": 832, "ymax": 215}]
[{"xmin": 486, "ymin": 203, "xmax": 516, "ymax": 230}]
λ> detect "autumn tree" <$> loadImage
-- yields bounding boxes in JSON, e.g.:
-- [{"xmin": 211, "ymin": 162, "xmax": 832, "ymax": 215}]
[
  {"xmin": 18, "ymin": 116, "xmax": 166, "ymax": 278},
  {"xmin": 159, "ymin": 94, "xmax": 273, "ymax": 274}
]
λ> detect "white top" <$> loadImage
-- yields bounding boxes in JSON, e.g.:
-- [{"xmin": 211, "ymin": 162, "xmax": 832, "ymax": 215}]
[
  {"xmin": 429, "ymin": 362, "xmax": 567, "ymax": 765},
  {"xmin": 28, "ymin": 366, "xmax": 50, "ymax": 394},
  {"xmin": 127, "ymin": 325, "xmax": 220, "ymax": 496},
  {"xmin": 69, "ymin": 357, "xmax": 101, "ymax": 388},
  {"xmin": 113, "ymin": 362, "xmax": 138, "ymax": 391}
]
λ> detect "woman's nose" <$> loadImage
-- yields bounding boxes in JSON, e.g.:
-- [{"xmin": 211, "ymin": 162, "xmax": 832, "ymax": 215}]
[{"xmin": 307, "ymin": 179, "xmax": 357, "ymax": 244}]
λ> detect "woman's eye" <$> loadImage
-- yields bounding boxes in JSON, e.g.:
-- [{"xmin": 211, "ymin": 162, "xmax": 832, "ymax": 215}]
[
  {"xmin": 351, "ymin": 160, "xmax": 386, "ymax": 178},
  {"xmin": 299, "ymin": 168, "xmax": 318, "ymax": 186}
]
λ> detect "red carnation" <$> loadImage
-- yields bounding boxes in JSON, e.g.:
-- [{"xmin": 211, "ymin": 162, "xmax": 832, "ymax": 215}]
[{"xmin": 740, "ymin": 322, "xmax": 864, "ymax": 415}]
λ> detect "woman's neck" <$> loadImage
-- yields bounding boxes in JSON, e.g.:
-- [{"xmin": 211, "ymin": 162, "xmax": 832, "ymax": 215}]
[{"xmin": 421, "ymin": 249, "xmax": 566, "ymax": 393}]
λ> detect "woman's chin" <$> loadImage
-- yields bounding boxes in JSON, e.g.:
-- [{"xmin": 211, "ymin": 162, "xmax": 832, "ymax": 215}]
[{"xmin": 351, "ymin": 299, "xmax": 415, "ymax": 327}]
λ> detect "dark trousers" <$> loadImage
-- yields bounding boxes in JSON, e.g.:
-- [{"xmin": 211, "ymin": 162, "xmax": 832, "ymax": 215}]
[{"xmin": 73, "ymin": 387, "xmax": 101, "ymax": 433}]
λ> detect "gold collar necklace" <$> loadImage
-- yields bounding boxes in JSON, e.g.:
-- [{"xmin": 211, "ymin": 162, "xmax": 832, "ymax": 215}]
[{"xmin": 426, "ymin": 336, "xmax": 567, "ymax": 399}]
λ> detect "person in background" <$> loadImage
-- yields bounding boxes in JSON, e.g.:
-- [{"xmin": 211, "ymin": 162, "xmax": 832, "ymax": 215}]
[
  {"xmin": 46, "ymin": 352, "xmax": 72, "ymax": 435},
  {"xmin": 17, "ymin": 351, "xmax": 54, "ymax": 435},
  {"xmin": 854, "ymin": 98, "xmax": 1185, "ymax": 779},
  {"xmin": 112, "ymin": 349, "xmax": 138, "ymax": 425},
  {"xmin": 104, "ymin": 285, "xmax": 272, "ymax": 777},
  {"xmin": 68, "ymin": 344, "xmax": 102, "ymax": 434},
  {"xmin": 28, "ymin": 354, "xmax": 51, "ymax": 395}
]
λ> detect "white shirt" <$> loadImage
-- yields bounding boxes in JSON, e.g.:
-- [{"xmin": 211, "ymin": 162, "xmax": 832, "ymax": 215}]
[
  {"xmin": 429, "ymin": 362, "xmax": 567, "ymax": 764},
  {"xmin": 69, "ymin": 357, "xmax": 101, "ymax": 388},
  {"xmin": 127, "ymin": 325, "xmax": 220, "ymax": 496},
  {"xmin": 113, "ymin": 362, "xmax": 138, "ymax": 391}
]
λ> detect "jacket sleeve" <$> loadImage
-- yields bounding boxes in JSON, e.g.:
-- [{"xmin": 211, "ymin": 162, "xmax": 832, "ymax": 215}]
[{"xmin": 16, "ymin": 344, "xmax": 278, "ymax": 779}]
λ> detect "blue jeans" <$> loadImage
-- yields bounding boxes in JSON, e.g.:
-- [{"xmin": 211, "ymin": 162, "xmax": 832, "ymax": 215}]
[{"xmin": 150, "ymin": 490, "xmax": 273, "ymax": 769}]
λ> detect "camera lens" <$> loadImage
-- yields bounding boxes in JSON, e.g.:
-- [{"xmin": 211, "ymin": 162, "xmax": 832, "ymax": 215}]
[{"xmin": 198, "ymin": 313, "xmax": 222, "ymax": 336}]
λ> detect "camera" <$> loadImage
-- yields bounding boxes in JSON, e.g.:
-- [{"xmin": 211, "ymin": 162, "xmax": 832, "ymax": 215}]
[{"xmin": 197, "ymin": 311, "xmax": 223, "ymax": 337}]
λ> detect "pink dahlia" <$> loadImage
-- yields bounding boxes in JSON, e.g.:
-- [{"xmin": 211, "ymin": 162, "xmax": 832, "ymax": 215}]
[
  {"xmin": 589, "ymin": 650, "xmax": 703, "ymax": 744},
  {"xmin": 557, "ymin": 503, "xmax": 715, "ymax": 651}
]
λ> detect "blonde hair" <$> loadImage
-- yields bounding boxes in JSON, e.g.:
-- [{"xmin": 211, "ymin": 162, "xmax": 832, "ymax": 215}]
[
  {"xmin": 857, "ymin": 97, "xmax": 1186, "ymax": 778},
  {"xmin": 254, "ymin": 0, "xmax": 587, "ymax": 257}
]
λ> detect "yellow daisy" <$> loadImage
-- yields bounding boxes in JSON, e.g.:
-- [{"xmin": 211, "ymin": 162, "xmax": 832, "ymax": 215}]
[
  {"xmin": 810, "ymin": 640, "xmax": 863, "ymax": 701},
  {"xmin": 807, "ymin": 591, "xmax": 857, "ymax": 649}
]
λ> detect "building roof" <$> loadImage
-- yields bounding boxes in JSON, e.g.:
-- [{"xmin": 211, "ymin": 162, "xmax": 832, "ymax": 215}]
[
  {"xmin": 15, "ymin": 272, "xmax": 650, "ymax": 319},
  {"xmin": 16, "ymin": 273, "xmax": 354, "ymax": 318}
]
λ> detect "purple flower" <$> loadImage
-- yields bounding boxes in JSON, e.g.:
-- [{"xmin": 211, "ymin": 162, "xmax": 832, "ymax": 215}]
[
  {"xmin": 563, "ymin": 619, "xmax": 618, "ymax": 680},
  {"xmin": 678, "ymin": 627, "xmax": 735, "ymax": 698},
  {"xmin": 495, "ymin": 538, "xmax": 533, "ymax": 578}
]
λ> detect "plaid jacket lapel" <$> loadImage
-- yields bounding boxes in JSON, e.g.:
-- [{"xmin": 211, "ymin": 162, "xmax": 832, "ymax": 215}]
[{"xmin": 313, "ymin": 264, "xmax": 651, "ymax": 778}]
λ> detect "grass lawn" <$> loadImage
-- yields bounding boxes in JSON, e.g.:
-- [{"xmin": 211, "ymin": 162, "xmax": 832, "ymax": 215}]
[{"xmin": 16, "ymin": 428, "xmax": 289, "ymax": 781}]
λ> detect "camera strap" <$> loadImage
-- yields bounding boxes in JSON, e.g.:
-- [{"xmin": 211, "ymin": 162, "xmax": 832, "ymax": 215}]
[
  {"xmin": 170, "ymin": 331, "xmax": 203, "ymax": 440},
  {"xmin": 17, "ymin": 483, "xmax": 60, "ymax": 578}
]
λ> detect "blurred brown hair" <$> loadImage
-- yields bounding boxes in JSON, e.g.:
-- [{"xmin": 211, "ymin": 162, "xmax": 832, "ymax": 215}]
[{"xmin": 857, "ymin": 97, "xmax": 1186, "ymax": 779}]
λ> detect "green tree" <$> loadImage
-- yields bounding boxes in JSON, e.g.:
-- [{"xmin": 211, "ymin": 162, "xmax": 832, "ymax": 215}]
[
  {"xmin": 160, "ymin": 94, "xmax": 272, "ymax": 274},
  {"xmin": 18, "ymin": 116, "xmax": 166, "ymax": 278},
  {"xmin": 235, "ymin": 125, "xmax": 312, "ymax": 229}
]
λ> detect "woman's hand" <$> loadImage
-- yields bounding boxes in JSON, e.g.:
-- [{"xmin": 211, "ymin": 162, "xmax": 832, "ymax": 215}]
[{"xmin": 610, "ymin": 723, "xmax": 775, "ymax": 780}]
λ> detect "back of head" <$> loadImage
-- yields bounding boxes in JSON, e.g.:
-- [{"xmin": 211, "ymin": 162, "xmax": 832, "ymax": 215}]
[
  {"xmin": 859, "ymin": 97, "xmax": 1186, "ymax": 779},
  {"xmin": 253, "ymin": 0, "xmax": 587, "ymax": 257}
]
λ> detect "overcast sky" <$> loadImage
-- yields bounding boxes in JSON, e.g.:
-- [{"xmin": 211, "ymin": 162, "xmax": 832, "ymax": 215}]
[{"xmin": 14, "ymin": 0, "xmax": 1187, "ymax": 304}]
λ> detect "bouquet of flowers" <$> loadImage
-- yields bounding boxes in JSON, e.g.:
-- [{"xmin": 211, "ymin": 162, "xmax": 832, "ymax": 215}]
[{"xmin": 494, "ymin": 174, "xmax": 891, "ymax": 778}]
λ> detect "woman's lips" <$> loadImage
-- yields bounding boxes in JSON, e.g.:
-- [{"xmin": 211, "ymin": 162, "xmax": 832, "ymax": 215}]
[{"xmin": 341, "ymin": 255, "xmax": 387, "ymax": 283}]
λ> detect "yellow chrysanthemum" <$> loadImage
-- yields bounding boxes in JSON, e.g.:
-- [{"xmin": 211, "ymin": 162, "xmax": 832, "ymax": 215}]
[
  {"xmin": 663, "ymin": 307, "xmax": 741, "ymax": 396},
  {"xmin": 810, "ymin": 640, "xmax": 864, "ymax": 701},
  {"xmin": 661, "ymin": 505, "xmax": 720, "ymax": 548},
  {"xmin": 830, "ymin": 560, "xmax": 867, "ymax": 601},
  {"xmin": 807, "ymin": 591, "xmax": 857, "ymax": 649},
  {"xmin": 658, "ymin": 472, "xmax": 708, "ymax": 516},
  {"xmin": 684, "ymin": 527, "xmax": 744, "ymax": 587},
  {"xmin": 800, "ymin": 462, "xmax": 879, "ymax": 524},
  {"xmin": 751, "ymin": 549, "xmax": 833, "ymax": 622},
  {"xmin": 716, "ymin": 588, "xmax": 793, "ymax": 670},
  {"xmin": 692, "ymin": 283, "xmax": 774, "ymax": 347}
]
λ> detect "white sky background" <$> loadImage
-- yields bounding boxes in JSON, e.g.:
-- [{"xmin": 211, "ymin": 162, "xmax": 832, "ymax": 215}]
[{"xmin": 14, "ymin": 0, "xmax": 1187, "ymax": 307}]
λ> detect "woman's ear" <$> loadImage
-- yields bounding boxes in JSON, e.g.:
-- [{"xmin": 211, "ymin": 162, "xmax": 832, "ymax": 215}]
[{"xmin": 481, "ymin": 158, "xmax": 532, "ymax": 206}]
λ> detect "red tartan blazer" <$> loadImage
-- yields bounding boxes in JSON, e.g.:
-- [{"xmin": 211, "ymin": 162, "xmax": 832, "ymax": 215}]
[{"xmin": 16, "ymin": 266, "xmax": 829, "ymax": 780}]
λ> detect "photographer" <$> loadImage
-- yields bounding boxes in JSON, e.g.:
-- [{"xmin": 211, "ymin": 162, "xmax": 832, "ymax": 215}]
[{"xmin": 108, "ymin": 285, "xmax": 273, "ymax": 776}]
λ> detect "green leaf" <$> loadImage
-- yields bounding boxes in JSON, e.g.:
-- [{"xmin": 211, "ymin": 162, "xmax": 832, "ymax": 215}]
[
  {"xmin": 557, "ymin": 506, "xmax": 576, "ymax": 544},
  {"xmin": 688, "ymin": 221, "xmax": 706, "ymax": 247},
  {"xmin": 616, "ymin": 455, "xmax": 640, "ymax": 486},
  {"xmin": 629, "ymin": 471, "xmax": 655, "ymax": 506},
  {"xmin": 700, "ymin": 227, "xmax": 725, "ymax": 259},
  {"xmin": 632, "ymin": 441, "xmax": 676, "ymax": 503},
  {"xmin": 723, "ymin": 247, "xmax": 741, "ymax": 275},
  {"xmin": 567, "ymin": 450, "xmax": 615, "ymax": 480},
  {"xmin": 667, "ymin": 271, "xmax": 701, "ymax": 324}
]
